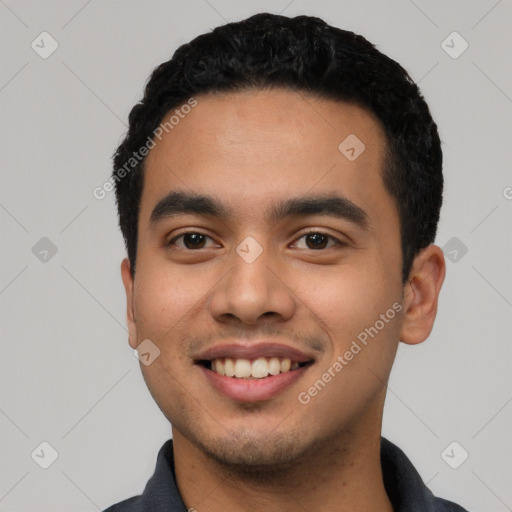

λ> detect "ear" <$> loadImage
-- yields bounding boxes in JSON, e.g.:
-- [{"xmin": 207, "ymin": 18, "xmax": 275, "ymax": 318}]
[
  {"xmin": 399, "ymin": 244, "xmax": 446, "ymax": 345},
  {"xmin": 121, "ymin": 258, "xmax": 138, "ymax": 349}
]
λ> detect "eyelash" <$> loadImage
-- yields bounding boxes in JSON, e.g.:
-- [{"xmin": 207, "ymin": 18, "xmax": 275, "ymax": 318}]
[{"xmin": 167, "ymin": 230, "xmax": 345, "ymax": 250}]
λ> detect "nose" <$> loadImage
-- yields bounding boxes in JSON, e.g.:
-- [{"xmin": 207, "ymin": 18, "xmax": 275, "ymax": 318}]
[{"xmin": 208, "ymin": 246, "xmax": 296, "ymax": 326}]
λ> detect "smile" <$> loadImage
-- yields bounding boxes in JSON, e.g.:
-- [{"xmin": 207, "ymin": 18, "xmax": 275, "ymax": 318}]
[
  {"xmin": 194, "ymin": 341, "xmax": 316, "ymax": 401},
  {"xmin": 200, "ymin": 357, "xmax": 312, "ymax": 379}
]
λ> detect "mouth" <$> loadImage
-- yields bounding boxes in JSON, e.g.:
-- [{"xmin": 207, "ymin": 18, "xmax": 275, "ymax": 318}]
[
  {"xmin": 197, "ymin": 357, "xmax": 313, "ymax": 379},
  {"xmin": 194, "ymin": 343, "xmax": 316, "ymax": 402}
]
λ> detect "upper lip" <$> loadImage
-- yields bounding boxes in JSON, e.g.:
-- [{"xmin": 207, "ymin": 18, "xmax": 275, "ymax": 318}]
[{"xmin": 194, "ymin": 342, "xmax": 316, "ymax": 363}]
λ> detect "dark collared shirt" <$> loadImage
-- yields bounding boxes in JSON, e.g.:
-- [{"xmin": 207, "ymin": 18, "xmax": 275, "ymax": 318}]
[{"xmin": 103, "ymin": 437, "xmax": 469, "ymax": 511}]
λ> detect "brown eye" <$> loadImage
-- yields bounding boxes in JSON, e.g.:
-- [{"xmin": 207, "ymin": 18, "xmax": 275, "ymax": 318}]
[
  {"xmin": 305, "ymin": 233, "xmax": 328, "ymax": 249},
  {"xmin": 168, "ymin": 232, "xmax": 218, "ymax": 250},
  {"xmin": 292, "ymin": 231, "xmax": 342, "ymax": 250},
  {"xmin": 182, "ymin": 233, "xmax": 206, "ymax": 249}
]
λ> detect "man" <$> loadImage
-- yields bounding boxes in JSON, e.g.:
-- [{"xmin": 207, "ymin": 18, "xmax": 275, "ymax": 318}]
[{"xmin": 104, "ymin": 13, "xmax": 469, "ymax": 512}]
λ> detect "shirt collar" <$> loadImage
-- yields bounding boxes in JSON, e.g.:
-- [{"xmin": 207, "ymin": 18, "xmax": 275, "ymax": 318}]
[{"xmin": 380, "ymin": 437, "xmax": 438, "ymax": 511}]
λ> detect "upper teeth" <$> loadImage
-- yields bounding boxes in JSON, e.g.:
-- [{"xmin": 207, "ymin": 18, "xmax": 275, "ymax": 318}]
[{"xmin": 211, "ymin": 357, "xmax": 300, "ymax": 379}]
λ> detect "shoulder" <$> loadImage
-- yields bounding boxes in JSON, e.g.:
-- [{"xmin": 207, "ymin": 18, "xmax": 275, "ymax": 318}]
[
  {"xmin": 102, "ymin": 439, "xmax": 187, "ymax": 512},
  {"xmin": 380, "ymin": 437, "xmax": 470, "ymax": 512},
  {"xmin": 434, "ymin": 496, "xmax": 471, "ymax": 511},
  {"xmin": 103, "ymin": 496, "xmax": 140, "ymax": 512}
]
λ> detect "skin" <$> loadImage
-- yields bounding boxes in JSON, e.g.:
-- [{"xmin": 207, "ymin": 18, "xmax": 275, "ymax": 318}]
[{"xmin": 121, "ymin": 88, "xmax": 445, "ymax": 512}]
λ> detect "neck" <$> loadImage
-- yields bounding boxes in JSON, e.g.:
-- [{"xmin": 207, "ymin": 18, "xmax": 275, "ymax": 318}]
[{"xmin": 172, "ymin": 410, "xmax": 393, "ymax": 512}]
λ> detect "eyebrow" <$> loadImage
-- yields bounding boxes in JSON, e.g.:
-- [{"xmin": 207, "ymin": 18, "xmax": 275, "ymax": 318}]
[{"xmin": 149, "ymin": 190, "xmax": 371, "ymax": 231}]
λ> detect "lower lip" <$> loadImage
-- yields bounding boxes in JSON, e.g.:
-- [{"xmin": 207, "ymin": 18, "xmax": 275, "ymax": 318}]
[{"xmin": 199, "ymin": 365, "xmax": 311, "ymax": 402}]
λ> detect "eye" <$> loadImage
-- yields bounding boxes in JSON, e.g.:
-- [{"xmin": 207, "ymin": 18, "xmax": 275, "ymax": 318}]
[
  {"xmin": 292, "ymin": 231, "xmax": 343, "ymax": 250},
  {"xmin": 168, "ymin": 232, "xmax": 218, "ymax": 250}
]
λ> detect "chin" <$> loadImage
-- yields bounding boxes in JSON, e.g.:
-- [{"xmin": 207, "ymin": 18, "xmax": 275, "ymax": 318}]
[{"xmin": 188, "ymin": 426, "xmax": 312, "ymax": 472}]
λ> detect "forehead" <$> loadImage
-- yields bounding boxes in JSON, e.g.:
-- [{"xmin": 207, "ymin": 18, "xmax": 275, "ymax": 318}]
[{"xmin": 140, "ymin": 89, "xmax": 394, "ymax": 228}]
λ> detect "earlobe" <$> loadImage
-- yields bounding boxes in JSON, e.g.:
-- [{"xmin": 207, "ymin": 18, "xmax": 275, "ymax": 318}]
[
  {"xmin": 121, "ymin": 258, "xmax": 138, "ymax": 349},
  {"xmin": 399, "ymin": 245, "xmax": 446, "ymax": 345}
]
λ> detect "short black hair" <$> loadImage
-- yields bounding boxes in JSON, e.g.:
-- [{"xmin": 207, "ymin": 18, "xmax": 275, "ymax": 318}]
[{"xmin": 113, "ymin": 13, "xmax": 442, "ymax": 284}]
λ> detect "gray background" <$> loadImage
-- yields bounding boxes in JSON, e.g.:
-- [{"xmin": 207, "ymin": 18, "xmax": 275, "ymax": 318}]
[{"xmin": 1, "ymin": 0, "xmax": 511, "ymax": 510}]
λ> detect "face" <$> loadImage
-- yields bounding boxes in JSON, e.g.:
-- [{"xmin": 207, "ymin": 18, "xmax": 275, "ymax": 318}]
[{"xmin": 121, "ymin": 89, "xmax": 432, "ymax": 469}]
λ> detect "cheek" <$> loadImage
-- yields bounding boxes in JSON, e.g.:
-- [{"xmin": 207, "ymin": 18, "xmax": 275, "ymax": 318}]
[
  {"xmin": 295, "ymin": 267, "xmax": 401, "ymax": 411},
  {"xmin": 132, "ymin": 261, "xmax": 214, "ymax": 339},
  {"xmin": 294, "ymin": 262, "xmax": 396, "ymax": 338},
  {"xmin": 293, "ymin": 260, "xmax": 402, "ymax": 384},
  {"xmin": 308, "ymin": 275, "xmax": 367, "ymax": 337}
]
